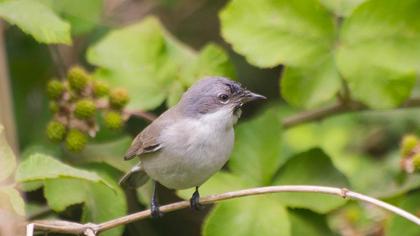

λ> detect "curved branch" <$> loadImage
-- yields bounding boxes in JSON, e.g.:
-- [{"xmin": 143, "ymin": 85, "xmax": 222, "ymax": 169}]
[
  {"xmin": 282, "ymin": 102, "xmax": 360, "ymax": 128},
  {"xmin": 282, "ymin": 97, "xmax": 420, "ymax": 128},
  {"xmin": 29, "ymin": 185, "xmax": 420, "ymax": 235}
]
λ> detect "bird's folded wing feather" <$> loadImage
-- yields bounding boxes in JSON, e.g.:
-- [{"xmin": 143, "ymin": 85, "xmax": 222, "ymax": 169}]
[
  {"xmin": 124, "ymin": 123, "xmax": 162, "ymax": 160},
  {"xmin": 124, "ymin": 108, "xmax": 178, "ymax": 160}
]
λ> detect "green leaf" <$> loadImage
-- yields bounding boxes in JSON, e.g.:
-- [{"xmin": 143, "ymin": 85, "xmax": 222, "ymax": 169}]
[
  {"xmin": 335, "ymin": 150, "xmax": 420, "ymax": 198},
  {"xmin": 15, "ymin": 153, "xmax": 113, "ymax": 190},
  {"xmin": 229, "ymin": 107, "xmax": 284, "ymax": 186},
  {"xmin": 44, "ymin": 164, "xmax": 126, "ymax": 236},
  {"xmin": 203, "ymin": 196, "xmax": 290, "ymax": 236},
  {"xmin": 0, "ymin": 126, "xmax": 26, "ymax": 217},
  {"xmin": 41, "ymin": 0, "xmax": 103, "ymax": 35},
  {"xmin": 182, "ymin": 43, "xmax": 236, "ymax": 84},
  {"xmin": 282, "ymin": 116, "xmax": 420, "ymax": 197},
  {"xmin": 87, "ymin": 17, "xmax": 181, "ymax": 109},
  {"xmin": 282, "ymin": 116, "xmax": 355, "ymax": 158},
  {"xmin": 283, "ymin": 123, "xmax": 321, "ymax": 154},
  {"xmin": 0, "ymin": 125, "xmax": 16, "ymax": 182},
  {"xmin": 0, "ymin": 186, "xmax": 25, "ymax": 216},
  {"xmin": 88, "ymin": 17, "xmax": 235, "ymax": 110},
  {"xmin": 25, "ymin": 202, "xmax": 58, "ymax": 219},
  {"xmin": 386, "ymin": 191, "xmax": 420, "ymax": 236},
  {"xmin": 177, "ymin": 171, "xmax": 245, "ymax": 200},
  {"xmin": 339, "ymin": 62, "xmax": 416, "ymax": 109},
  {"xmin": 281, "ymin": 55, "xmax": 340, "ymax": 108},
  {"xmin": 336, "ymin": 0, "xmax": 420, "ymax": 108},
  {"xmin": 319, "ymin": 0, "xmax": 367, "ymax": 16},
  {"xmin": 338, "ymin": 153, "xmax": 395, "ymax": 196},
  {"xmin": 220, "ymin": 0, "xmax": 335, "ymax": 68},
  {"xmin": 167, "ymin": 43, "xmax": 236, "ymax": 106},
  {"xmin": 166, "ymin": 80, "xmax": 185, "ymax": 107},
  {"xmin": 43, "ymin": 179, "xmax": 85, "ymax": 211},
  {"xmin": 360, "ymin": 157, "xmax": 420, "ymax": 198},
  {"xmin": 273, "ymin": 149, "xmax": 349, "ymax": 213},
  {"xmin": 0, "ymin": 0, "xmax": 71, "ymax": 44},
  {"xmin": 20, "ymin": 181, "xmax": 44, "ymax": 192},
  {"xmin": 289, "ymin": 209, "xmax": 335, "ymax": 236},
  {"xmin": 93, "ymin": 68, "xmax": 168, "ymax": 110},
  {"xmin": 71, "ymin": 137, "xmax": 137, "ymax": 172}
]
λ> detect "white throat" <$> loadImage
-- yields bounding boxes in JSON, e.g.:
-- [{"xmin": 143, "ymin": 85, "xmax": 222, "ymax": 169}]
[{"xmin": 198, "ymin": 107, "xmax": 240, "ymax": 131}]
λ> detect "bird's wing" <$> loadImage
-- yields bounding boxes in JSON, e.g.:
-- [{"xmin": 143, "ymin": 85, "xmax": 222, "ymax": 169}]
[
  {"xmin": 124, "ymin": 108, "xmax": 177, "ymax": 160},
  {"xmin": 124, "ymin": 123, "xmax": 162, "ymax": 160}
]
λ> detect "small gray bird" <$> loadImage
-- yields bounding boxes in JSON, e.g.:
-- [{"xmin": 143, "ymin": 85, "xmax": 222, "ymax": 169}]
[{"xmin": 120, "ymin": 77, "xmax": 265, "ymax": 217}]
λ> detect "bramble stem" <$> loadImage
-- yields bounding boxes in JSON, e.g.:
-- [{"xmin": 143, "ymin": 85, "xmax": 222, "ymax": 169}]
[
  {"xmin": 28, "ymin": 185, "xmax": 420, "ymax": 235},
  {"xmin": 282, "ymin": 97, "xmax": 420, "ymax": 128}
]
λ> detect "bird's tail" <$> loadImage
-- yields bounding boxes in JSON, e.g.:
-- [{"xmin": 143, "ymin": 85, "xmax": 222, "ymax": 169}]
[{"xmin": 119, "ymin": 163, "xmax": 149, "ymax": 189}]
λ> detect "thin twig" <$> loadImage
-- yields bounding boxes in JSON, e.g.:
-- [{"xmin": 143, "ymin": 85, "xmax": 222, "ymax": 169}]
[
  {"xmin": 96, "ymin": 99, "xmax": 156, "ymax": 122},
  {"xmin": 28, "ymin": 206, "xmax": 53, "ymax": 220},
  {"xmin": 48, "ymin": 45, "xmax": 67, "ymax": 79},
  {"xmin": 283, "ymin": 101, "xmax": 364, "ymax": 128},
  {"xmin": 29, "ymin": 185, "xmax": 420, "ymax": 235},
  {"xmin": 123, "ymin": 109, "xmax": 157, "ymax": 122},
  {"xmin": 282, "ymin": 97, "xmax": 420, "ymax": 128}
]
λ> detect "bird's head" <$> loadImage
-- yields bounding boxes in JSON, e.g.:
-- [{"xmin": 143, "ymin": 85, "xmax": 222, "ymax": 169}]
[{"xmin": 179, "ymin": 77, "xmax": 266, "ymax": 119}]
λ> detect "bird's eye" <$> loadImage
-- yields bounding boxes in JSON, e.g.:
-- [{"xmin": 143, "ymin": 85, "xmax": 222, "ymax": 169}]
[{"xmin": 218, "ymin": 93, "xmax": 229, "ymax": 103}]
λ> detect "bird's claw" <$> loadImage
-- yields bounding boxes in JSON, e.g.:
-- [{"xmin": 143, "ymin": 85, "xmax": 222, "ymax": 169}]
[
  {"xmin": 150, "ymin": 202, "xmax": 163, "ymax": 218},
  {"xmin": 150, "ymin": 181, "xmax": 163, "ymax": 218},
  {"xmin": 190, "ymin": 189, "xmax": 204, "ymax": 211}
]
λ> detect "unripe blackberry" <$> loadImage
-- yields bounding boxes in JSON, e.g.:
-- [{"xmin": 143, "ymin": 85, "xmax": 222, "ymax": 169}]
[
  {"xmin": 74, "ymin": 99, "xmax": 96, "ymax": 119},
  {"xmin": 104, "ymin": 111, "xmax": 123, "ymax": 130},
  {"xmin": 49, "ymin": 101, "xmax": 59, "ymax": 113},
  {"xmin": 47, "ymin": 80, "xmax": 65, "ymax": 99},
  {"xmin": 46, "ymin": 120, "xmax": 66, "ymax": 142},
  {"xmin": 65, "ymin": 129, "xmax": 87, "ymax": 152},
  {"xmin": 413, "ymin": 154, "xmax": 420, "ymax": 171},
  {"xmin": 401, "ymin": 135, "xmax": 418, "ymax": 157},
  {"xmin": 68, "ymin": 66, "xmax": 90, "ymax": 92},
  {"xmin": 93, "ymin": 80, "xmax": 110, "ymax": 97},
  {"xmin": 109, "ymin": 88, "xmax": 129, "ymax": 109}
]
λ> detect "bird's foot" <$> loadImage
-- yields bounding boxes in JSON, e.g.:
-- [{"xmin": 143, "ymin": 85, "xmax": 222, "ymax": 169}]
[
  {"xmin": 151, "ymin": 181, "xmax": 163, "ymax": 218},
  {"xmin": 150, "ymin": 200, "xmax": 163, "ymax": 218},
  {"xmin": 190, "ymin": 188, "xmax": 204, "ymax": 211}
]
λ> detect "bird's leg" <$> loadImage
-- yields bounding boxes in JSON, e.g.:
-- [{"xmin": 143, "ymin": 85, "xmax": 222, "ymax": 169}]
[
  {"xmin": 190, "ymin": 186, "xmax": 204, "ymax": 211},
  {"xmin": 150, "ymin": 181, "xmax": 163, "ymax": 218}
]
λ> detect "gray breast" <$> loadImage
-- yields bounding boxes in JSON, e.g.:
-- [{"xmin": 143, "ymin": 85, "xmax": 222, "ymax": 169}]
[{"xmin": 141, "ymin": 114, "xmax": 235, "ymax": 189}]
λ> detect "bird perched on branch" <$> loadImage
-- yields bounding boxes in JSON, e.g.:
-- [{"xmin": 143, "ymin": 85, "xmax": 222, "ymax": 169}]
[{"xmin": 120, "ymin": 77, "xmax": 266, "ymax": 217}]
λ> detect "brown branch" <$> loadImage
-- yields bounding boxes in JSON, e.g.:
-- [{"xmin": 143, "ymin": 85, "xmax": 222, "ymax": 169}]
[
  {"xmin": 282, "ymin": 97, "xmax": 420, "ymax": 128},
  {"xmin": 28, "ymin": 185, "xmax": 420, "ymax": 235},
  {"xmin": 123, "ymin": 109, "xmax": 157, "ymax": 122}
]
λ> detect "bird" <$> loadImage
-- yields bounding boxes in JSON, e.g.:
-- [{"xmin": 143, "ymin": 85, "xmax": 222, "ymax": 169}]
[{"xmin": 119, "ymin": 76, "xmax": 266, "ymax": 217}]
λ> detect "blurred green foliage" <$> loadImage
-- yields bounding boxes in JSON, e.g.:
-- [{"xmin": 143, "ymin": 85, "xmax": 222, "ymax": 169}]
[
  {"xmin": 1, "ymin": 0, "xmax": 420, "ymax": 235},
  {"xmin": 0, "ymin": 125, "xmax": 25, "ymax": 216},
  {"xmin": 87, "ymin": 16, "xmax": 235, "ymax": 109},
  {"xmin": 221, "ymin": 0, "xmax": 420, "ymax": 108},
  {"xmin": 0, "ymin": 0, "xmax": 71, "ymax": 44}
]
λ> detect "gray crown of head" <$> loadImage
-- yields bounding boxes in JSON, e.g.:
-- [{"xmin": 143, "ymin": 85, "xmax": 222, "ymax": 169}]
[{"xmin": 179, "ymin": 77, "xmax": 244, "ymax": 117}]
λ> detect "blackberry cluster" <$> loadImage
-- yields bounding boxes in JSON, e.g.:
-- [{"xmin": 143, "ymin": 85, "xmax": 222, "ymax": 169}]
[{"xmin": 46, "ymin": 66, "xmax": 130, "ymax": 152}]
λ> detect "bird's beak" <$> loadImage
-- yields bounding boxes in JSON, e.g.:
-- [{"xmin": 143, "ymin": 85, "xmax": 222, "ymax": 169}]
[{"xmin": 240, "ymin": 90, "xmax": 267, "ymax": 103}]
